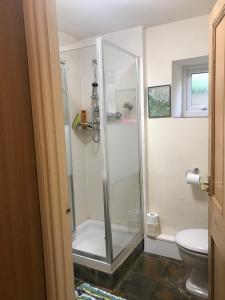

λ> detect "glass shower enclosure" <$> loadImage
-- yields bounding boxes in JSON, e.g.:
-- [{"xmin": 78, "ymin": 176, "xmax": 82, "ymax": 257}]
[{"xmin": 60, "ymin": 37, "xmax": 143, "ymax": 272}]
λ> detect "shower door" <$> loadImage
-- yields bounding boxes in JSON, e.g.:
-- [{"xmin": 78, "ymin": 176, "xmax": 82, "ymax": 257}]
[
  {"xmin": 60, "ymin": 62, "xmax": 76, "ymax": 233},
  {"xmin": 60, "ymin": 46, "xmax": 108, "ymax": 262},
  {"xmin": 98, "ymin": 39, "xmax": 142, "ymax": 262}
]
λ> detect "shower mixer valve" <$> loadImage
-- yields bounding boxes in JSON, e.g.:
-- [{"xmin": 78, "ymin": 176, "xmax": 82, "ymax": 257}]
[{"xmin": 91, "ymin": 58, "xmax": 100, "ymax": 143}]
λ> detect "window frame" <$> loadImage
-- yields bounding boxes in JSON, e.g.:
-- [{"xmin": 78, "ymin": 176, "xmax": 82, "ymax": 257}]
[{"xmin": 182, "ymin": 64, "xmax": 209, "ymax": 117}]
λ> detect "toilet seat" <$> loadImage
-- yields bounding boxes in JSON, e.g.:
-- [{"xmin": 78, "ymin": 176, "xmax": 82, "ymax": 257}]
[{"xmin": 175, "ymin": 229, "xmax": 208, "ymax": 255}]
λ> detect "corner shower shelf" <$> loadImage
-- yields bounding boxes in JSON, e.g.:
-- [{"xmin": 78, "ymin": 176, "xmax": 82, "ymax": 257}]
[
  {"xmin": 75, "ymin": 122, "xmax": 93, "ymax": 130},
  {"xmin": 73, "ymin": 127, "xmax": 93, "ymax": 142}
]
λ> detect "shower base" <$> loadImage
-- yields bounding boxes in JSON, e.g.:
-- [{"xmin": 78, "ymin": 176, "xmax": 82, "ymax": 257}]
[
  {"xmin": 72, "ymin": 219, "xmax": 143, "ymax": 274},
  {"xmin": 74, "ymin": 238, "xmax": 144, "ymax": 289},
  {"xmin": 72, "ymin": 219, "xmax": 135, "ymax": 258}
]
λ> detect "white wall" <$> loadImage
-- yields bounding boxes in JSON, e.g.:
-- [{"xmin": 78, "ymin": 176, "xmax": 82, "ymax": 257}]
[
  {"xmin": 104, "ymin": 26, "xmax": 144, "ymax": 57},
  {"xmin": 58, "ymin": 32, "xmax": 78, "ymax": 47},
  {"xmin": 146, "ymin": 15, "xmax": 209, "ymax": 236},
  {"xmin": 146, "ymin": 16, "xmax": 209, "ymax": 85}
]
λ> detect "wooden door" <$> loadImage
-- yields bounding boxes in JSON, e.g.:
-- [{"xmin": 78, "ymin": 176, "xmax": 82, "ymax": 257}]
[
  {"xmin": 0, "ymin": 0, "xmax": 46, "ymax": 299},
  {"xmin": 209, "ymin": 1, "xmax": 225, "ymax": 299}
]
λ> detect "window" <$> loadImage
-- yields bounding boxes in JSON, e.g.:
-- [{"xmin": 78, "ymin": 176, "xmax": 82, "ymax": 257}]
[
  {"xmin": 172, "ymin": 56, "xmax": 208, "ymax": 118},
  {"xmin": 182, "ymin": 65, "xmax": 208, "ymax": 117}
]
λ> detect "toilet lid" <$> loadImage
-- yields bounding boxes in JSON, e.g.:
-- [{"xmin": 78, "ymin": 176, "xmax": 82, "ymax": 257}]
[{"xmin": 175, "ymin": 229, "xmax": 208, "ymax": 254}]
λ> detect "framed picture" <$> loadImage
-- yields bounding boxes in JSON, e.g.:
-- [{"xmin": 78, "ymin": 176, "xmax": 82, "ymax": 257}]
[{"xmin": 148, "ymin": 85, "xmax": 171, "ymax": 118}]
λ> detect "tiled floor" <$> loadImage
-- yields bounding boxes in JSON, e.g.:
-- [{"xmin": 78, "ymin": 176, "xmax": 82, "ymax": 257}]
[{"xmin": 75, "ymin": 252, "xmax": 192, "ymax": 300}]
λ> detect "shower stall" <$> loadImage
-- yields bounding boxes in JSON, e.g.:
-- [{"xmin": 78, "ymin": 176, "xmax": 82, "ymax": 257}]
[{"xmin": 60, "ymin": 36, "xmax": 144, "ymax": 273}]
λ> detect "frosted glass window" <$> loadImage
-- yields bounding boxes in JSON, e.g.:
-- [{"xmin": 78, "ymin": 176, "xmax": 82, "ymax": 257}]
[
  {"xmin": 182, "ymin": 64, "xmax": 209, "ymax": 117},
  {"xmin": 191, "ymin": 72, "xmax": 208, "ymax": 108}
]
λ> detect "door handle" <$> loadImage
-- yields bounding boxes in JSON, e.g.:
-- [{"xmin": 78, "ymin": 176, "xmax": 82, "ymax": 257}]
[{"xmin": 66, "ymin": 207, "xmax": 71, "ymax": 214}]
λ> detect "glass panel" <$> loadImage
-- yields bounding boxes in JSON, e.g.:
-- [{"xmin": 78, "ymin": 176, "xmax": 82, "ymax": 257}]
[
  {"xmin": 60, "ymin": 47, "xmax": 107, "ymax": 259},
  {"xmin": 60, "ymin": 63, "xmax": 76, "ymax": 233},
  {"xmin": 191, "ymin": 72, "xmax": 208, "ymax": 108},
  {"xmin": 102, "ymin": 41, "xmax": 142, "ymax": 259}
]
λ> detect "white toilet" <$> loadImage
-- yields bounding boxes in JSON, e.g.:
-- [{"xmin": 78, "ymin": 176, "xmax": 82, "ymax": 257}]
[{"xmin": 175, "ymin": 229, "xmax": 208, "ymax": 299}]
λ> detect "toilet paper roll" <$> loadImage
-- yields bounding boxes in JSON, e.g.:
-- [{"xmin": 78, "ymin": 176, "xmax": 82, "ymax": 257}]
[
  {"xmin": 146, "ymin": 212, "xmax": 159, "ymax": 225},
  {"xmin": 186, "ymin": 172, "xmax": 200, "ymax": 185}
]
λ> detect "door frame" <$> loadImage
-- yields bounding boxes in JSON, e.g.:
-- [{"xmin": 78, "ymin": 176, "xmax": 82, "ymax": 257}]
[
  {"xmin": 21, "ymin": 0, "xmax": 225, "ymax": 299},
  {"xmin": 22, "ymin": 1, "xmax": 74, "ymax": 300},
  {"xmin": 209, "ymin": 1, "xmax": 225, "ymax": 299}
]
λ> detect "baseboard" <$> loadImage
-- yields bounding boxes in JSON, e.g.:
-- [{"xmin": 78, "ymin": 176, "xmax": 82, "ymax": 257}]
[{"xmin": 144, "ymin": 234, "xmax": 182, "ymax": 260}]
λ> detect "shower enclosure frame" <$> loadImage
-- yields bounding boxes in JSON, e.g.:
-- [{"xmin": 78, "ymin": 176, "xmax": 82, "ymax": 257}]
[{"xmin": 60, "ymin": 37, "xmax": 145, "ymax": 273}]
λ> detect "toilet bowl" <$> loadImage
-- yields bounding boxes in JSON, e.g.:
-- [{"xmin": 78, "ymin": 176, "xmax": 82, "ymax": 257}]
[{"xmin": 175, "ymin": 229, "xmax": 208, "ymax": 299}]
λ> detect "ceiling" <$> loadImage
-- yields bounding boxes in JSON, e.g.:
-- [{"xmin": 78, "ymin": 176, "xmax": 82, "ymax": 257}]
[{"xmin": 56, "ymin": 0, "xmax": 216, "ymax": 39}]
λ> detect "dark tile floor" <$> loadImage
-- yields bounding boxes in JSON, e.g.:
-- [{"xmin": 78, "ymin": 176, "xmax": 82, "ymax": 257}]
[{"xmin": 75, "ymin": 252, "xmax": 192, "ymax": 300}]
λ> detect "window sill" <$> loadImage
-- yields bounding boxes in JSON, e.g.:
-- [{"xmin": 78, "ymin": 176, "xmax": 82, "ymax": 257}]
[{"xmin": 182, "ymin": 110, "xmax": 208, "ymax": 118}]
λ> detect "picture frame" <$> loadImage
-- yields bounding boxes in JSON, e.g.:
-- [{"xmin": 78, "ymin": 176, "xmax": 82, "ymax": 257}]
[{"xmin": 148, "ymin": 85, "xmax": 171, "ymax": 118}]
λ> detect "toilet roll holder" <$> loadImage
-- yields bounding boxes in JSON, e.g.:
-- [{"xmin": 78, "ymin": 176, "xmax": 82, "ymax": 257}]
[
  {"xmin": 185, "ymin": 167, "xmax": 200, "ymax": 176},
  {"xmin": 185, "ymin": 167, "xmax": 209, "ymax": 193}
]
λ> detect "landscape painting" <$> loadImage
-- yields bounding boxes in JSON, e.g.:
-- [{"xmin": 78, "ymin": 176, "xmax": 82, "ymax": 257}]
[{"xmin": 148, "ymin": 85, "xmax": 171, "ymax": 118}]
